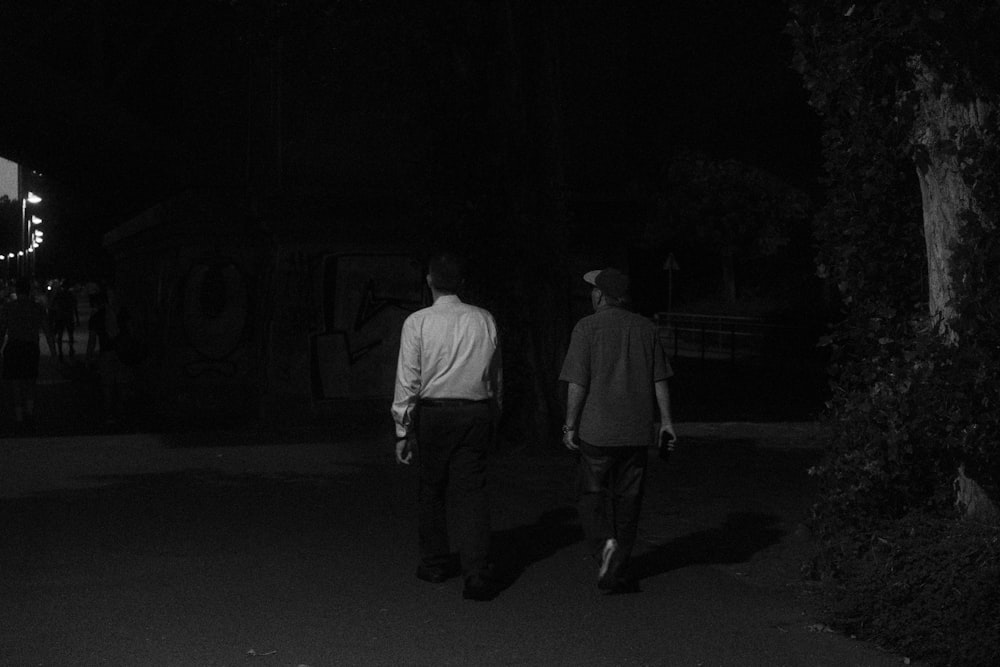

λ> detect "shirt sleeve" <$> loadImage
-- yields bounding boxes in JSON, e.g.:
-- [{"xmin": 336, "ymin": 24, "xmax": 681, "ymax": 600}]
[
  {"xmin": 489, "ymin": 316, "xmax": 503, "ymax": 410},
  {"xmin": 558, "ymin": 322, "xmax": 590, "ymax": 388},
  {"xmin": 653, "ymin": 329, "xmax": 673, "ymax": 382},
  {"xmin": 391, "ymin": 314, "xmax": 422, "ymax": 438}
]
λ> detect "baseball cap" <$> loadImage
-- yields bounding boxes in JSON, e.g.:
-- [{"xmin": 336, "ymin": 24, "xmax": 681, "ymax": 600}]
[{"xmin": 583, "ymin": 268, "xmax": 629, "ymax": 298}]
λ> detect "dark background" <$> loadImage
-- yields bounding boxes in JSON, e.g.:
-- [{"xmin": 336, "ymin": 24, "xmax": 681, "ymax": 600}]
[{"xmin": 0, "ymin": 1, "xmax": 822, "ymax": 283}]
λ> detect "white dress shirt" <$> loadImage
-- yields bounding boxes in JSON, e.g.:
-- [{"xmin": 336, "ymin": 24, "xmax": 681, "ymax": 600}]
[{"xmin": 391, "ymin": 294, "xmax": 501, "ymax": 438}]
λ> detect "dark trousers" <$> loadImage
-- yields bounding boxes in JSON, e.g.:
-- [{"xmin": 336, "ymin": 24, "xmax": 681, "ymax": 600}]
[
  {"xmin": 416, "ymin": 402, "xmax": 492, "ymax": 577},
  {"xmin": 577, "ymin": 441, "xmax": 649, "ymax": 565}
]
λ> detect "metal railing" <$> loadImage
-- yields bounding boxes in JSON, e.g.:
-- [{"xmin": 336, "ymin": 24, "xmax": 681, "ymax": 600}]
[{"xmin": 653, "ymin": 312, "xmax": 817, "ymax": 363}]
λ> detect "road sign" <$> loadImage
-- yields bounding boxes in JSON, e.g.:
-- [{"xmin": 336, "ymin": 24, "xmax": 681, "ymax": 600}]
[{"xmin": 663, "ymin": 253, "xmax": 680, "ymax": 313}]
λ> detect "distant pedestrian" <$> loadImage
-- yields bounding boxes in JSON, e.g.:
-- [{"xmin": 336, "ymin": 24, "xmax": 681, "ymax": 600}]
[
  {"xmin": 391, "ymin": 252, "xmax": 504, "ymax": 601},
  {"xmin": 0, "ymin": 277, "xmax": 54, "ymax": 429},
  {"xmin": 559, "ymin": 267, "xmax": 677, "ymax": 593},
  {"xmin": 85, "ymin": 281, "xmax": 101, "ymax": 309},
  {"xmin": 49, "ymin": 280, "xmax": 79, "ymax": 362},
  {"xmin": 86, "ymin": 287, "xmax": 138, "ymax": 425}
]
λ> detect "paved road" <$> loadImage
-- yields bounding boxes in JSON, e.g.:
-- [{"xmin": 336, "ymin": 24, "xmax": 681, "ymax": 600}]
[{"xmin": 0, "ymin": 422, "xmax": 918, "ymax": 667}]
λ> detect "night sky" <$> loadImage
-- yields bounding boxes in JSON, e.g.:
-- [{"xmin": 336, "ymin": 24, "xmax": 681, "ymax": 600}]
[{"xmin": 0, "ymin": 1, "xmax": 821, "ymax": 280}]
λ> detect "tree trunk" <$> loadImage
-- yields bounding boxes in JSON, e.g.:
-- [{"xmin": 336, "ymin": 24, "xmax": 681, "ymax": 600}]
[
  {"xmin": 482, "ymin": 1, "xmax": 570, "ymax": 451},
  {"xmin": 911, "ymin": 57, "xmax": 998, "ymax": 521},
  {"xmin": 531, "ymin": 2, "xmax": 572, "ymax": 448},
  {"xmin": 955, "ymin": 465, "xmax": 1000, "ymax": 524},
  {"xmin": 245, "ymin": 0, "xmax": 284, "ymax": 204},
  {"xmin": 911, "ymin": 58, "xmax": 992, "ymax": 325},
  {"xmin": 721, "ymin": 251, "xmax": 737, "ymax": 303}
]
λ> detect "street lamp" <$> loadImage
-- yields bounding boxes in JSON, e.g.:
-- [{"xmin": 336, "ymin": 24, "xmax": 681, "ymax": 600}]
[
  {"xmin": 29, "ymin": 227, "xmax": 44, "ymax": 276},
  {"xmin": 19, "ymin": 191, "xmax": 42, "ymax": 278},
  {"xmin": 29, "ymin": 214, "xmax": 43, "ymax": 278}
]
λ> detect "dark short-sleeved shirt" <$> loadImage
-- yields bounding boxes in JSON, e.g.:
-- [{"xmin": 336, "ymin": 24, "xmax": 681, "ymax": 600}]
[
  {"xmin": 0, "ymin": 297, "xmax": 46, "ymax": 342},
  {"xmin": 559, "ymin": 305, "xmax": 673, "ymax": 447}
]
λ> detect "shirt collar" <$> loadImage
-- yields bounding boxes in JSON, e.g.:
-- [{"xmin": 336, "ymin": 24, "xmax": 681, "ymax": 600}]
[{"xmin": 434, "ymin": 294, "xmax": 462, "ymax": 305}]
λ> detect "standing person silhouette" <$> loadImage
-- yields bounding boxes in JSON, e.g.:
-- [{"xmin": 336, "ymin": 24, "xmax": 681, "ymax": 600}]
[
  {"xmin": 86, "ymin": 286, "xmax": 137, "ymax": 426},
  {"xmin": 49, "ymin": 280, "xmax": 79, "ymax": 362},
  {"xmin": 0, "ymin": 278, "xmax": 54, "ymax": 430},
  {"xmin": 559, "ymin": 267, "xmax": 677, "ymax": 593},
  {"xmin": 391, "ymin": 252, "xmax": 504, "ymax": 601}
]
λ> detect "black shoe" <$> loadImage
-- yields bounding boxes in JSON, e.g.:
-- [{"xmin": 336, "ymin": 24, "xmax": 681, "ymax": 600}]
[
  {"xmin": 604, "ymin": 576, "xmax": 641, "ymax": 595},
  {"xmin": 416, "ymin": 563, "xmax": 459, "ymax": 584},
  {"xmin": 462, "ymin": 571, "xmax": 504, "ymax": 601}
]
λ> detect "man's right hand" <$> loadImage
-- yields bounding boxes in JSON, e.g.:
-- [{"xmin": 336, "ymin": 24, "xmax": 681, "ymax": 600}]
[
  {"xmin": 562, "ymin": 428, "xmax": 579, "ymax": 452},
  {"xmin": 396, "ymin": 434, "xmax": 416, "ymax": 465},
  {"xmin": 659, "ymin": 424, "xmax": 678, "ymax": 451}
]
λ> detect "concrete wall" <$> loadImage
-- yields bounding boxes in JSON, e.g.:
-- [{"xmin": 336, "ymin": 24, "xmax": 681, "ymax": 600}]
[
  {"xmin": 106, "ymin": 191, "xmax": 424, "ymax": 425},
  {"xmin": 264, "ymin": 247, "xmax": 425, "ymax": 412}
]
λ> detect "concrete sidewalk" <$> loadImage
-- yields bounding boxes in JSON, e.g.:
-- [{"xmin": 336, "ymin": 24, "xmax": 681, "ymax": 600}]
[
  {"xmin": 0, "ymin": 424, "xmax": 918, "ymax": 666},
  {"xmin": 0, "ymin": 422, "xmax": 831, "ymax": 498}
]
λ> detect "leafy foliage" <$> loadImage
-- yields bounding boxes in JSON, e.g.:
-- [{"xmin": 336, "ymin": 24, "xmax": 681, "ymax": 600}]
[
  {"xmin": 789, "ymin": 1, "xmax": 1000, "ymax": 662},
  {"xmin": 788, "ymin": 0, "xmax": 1000, "ymax": 523},
  {"xmin": 645, "ymin": 151, "xmax": 812, "ymax": 302},
  {"xmin": 653, "ymin": 151, "xmax": 810, "ymax": 257},
  {"xmin": 830, "ymin": 513, "xmax": 1000, "ymax": 667},
  {"xmin": 814, "ymin": 312, "xmax": 1000, "ymax": 541}
]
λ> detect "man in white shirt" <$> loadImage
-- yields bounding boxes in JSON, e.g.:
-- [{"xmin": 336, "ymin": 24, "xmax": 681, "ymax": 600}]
[{"xmin": 391, "ymin": 252, "xmax": 502, "ymax": 601}]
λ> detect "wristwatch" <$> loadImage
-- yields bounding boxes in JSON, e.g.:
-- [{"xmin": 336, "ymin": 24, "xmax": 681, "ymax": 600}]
[{"xmin": 561, "ymin": 424, "xmax": 574, "ymax": 434}]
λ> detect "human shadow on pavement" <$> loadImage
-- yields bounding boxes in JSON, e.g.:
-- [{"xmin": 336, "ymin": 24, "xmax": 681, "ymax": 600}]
[
  {"xmin": 629, "ymin": 511, "xmax": 786, "ymax": 582},
  {"xmin": 488, "ymin": 507, "xmax": 584, "ymax": 592}
]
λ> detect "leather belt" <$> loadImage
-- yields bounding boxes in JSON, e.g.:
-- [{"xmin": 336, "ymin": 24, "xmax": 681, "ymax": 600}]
[{"xmin": 419, "ymin": 398, "xmax": 490, "ymax": 408}]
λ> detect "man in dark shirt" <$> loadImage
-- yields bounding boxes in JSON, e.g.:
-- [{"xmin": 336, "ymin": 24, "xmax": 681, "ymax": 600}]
[
  {"xmin": 559, "ymin": 267, "xmax": 677, "ymax": 593},
  {"xmin": 0, "ymin": 278, "xmax": 53, "ymax": 429}
]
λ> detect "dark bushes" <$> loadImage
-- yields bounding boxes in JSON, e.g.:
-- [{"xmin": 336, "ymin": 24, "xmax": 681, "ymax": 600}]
[{"xmin": 827, "ymin": 513, "xmax": 1000, "ymax": 667}]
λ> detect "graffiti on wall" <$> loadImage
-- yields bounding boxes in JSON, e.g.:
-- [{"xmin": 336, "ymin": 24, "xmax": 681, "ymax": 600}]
[
  {"xmin": 181, "ymin": 259, "xmax": 248, "ymax": 377},
  {"xmin": 313, "ymin": 253, "xmax": 425, "ymax": 399},
  {"xmin": 267, "ymin": 249, "xmax": 316, "ymax": 392}
]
